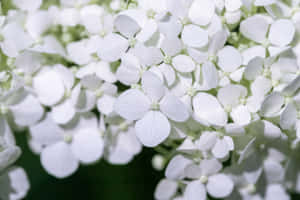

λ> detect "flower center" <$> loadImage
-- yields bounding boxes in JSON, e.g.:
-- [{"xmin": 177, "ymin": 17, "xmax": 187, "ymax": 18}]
[
  {"xmin": 200, "ymin": 175, "xmax": 208, "ymax": 184},
  {"xmin": 63, "ymin": 134, "xmax": 73, "ymax": 143},
  {"xmin": 163, "ymin": 55, "xmax": 172, "ymax": 65},
  {"xmin": 151, "ymin": 102, "xmax": 160, "ymax": 110},
  {"xmin": 129, "ymin": 37, "xmax": 137, "ymax": 48}
]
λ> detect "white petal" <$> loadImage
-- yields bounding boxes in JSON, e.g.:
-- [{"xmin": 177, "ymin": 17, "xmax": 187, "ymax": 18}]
[
  {"xmin": 217, "ymin": 46, "xmax": 242, "ymax": 72},
  {"xmin": 114, "ymin": 89, "xmax": 150, "ymax": 120},
  {"xmin": 263, "ymin": 120, "xmax": 282, "ymax": 139},
  {"xmin": 13, "ymin": 0, "xmax": 42, "ymax": 11},
  {"xmin": 67, "ymin": 40, "xmax": 92, "ymax": 65},
  {"xmin": 188, "ymin": 0, "xmax": 215, "ymax": 26},
  {"xmin": 280, "ymin": 103, "xmax": 297, "ymax": 130},
  {"xmin": 242, "ymin": 45, "xmax": 266, "ymax": 65},
  {"xmin": 193, "ymin": 93, "xmax": 227, "ymax": 126},
  {"xmin": 10, "ymin": 94, "xmax": 44, "ymax": 126},
  {"xmin": 195, "ymin": 131, "xmax": 217, "ymax": 151},
  {"xmin": 225, "ymin": 0, "xmax": 242, "ymax": 12},
  {"xmin": 208, "ymin": 30, "xmax": 228, "ymax": 54},
  {"xmin": 33, "ymin": 69, "xmax": 65, "ymax": 106},
  {"xmin": 160, "ymin": 92, "xmax": 190, "ymax": 122},
  {"xmin": 165, "ymin": 155, "xmax": 192, "ymax": 180},
  {"xmin": 51, "ymin": 100, "xmax": 76, "ymax": 125},
  {"xmin": 172, "ymin": 55, "xmax": 196, "ymax": 73},
  {"xmin": 54, "ymin": 65, "xmax": 75, "ymax": 90},
  {"xmin": 71, "ymin": 130, "xmax": 104, "ymax": 164},
  {"xmin": 217, "ymin": 84, "xmax": 247, "ymax": 107},
  {"xmin": 207, "ymin": 174, "xmax": 234, "ymax": 198},
  {"xmin": 142, "ymin": 71, "xmax": 165, "ymax": 101},
  {"xmin": 240, "ymin": 15, "xmax": 271, "ymax": 43},
  {"xmin": 244, "ymin": 57, "xmax": 264, "ymax": 80},
  {"xmin": 0, "ymin": 146, "xmax": 21, "ymax": 171},
  {"xmin": 268, "ymin": 19, "xmax": 295, "ymax": 47},
  {"xmin": 94, "ymin": 61, "xmax": 117, "ymax": 83},
  {"xmin": 131, "ymin": 43, "xmax": 163, "ymax": 66},
  {"xmin": 260, "ymin": 92, "xmax": 284, "ymax": 117},
  {"xmin": 199, "ymin": 158, "xmax": 223, "ymax": 176},
  {"xmin": 182, "ymin": 25, "xmax": 209, "ymax": 48},
  {"xmin": 160, "ymin": 36, "xmax": 182, "ymax": 57},
  {"xmin": 0, "ymin": 167, "xmax": 30, "ymax": 200},
  {"xmin": 184, "ymin": 181, "xmax": 207, "ymax": 200},
  {"xmin": 29, "ymin": 113, "xmax": 63, "ymax": 146},
  {"xmin": 265, "ymin": 184, "xmax": 289, "ymax": 200},
  {"xmin": 212, "ymin": 138, "xmax": 231, "ymax": 159},
  {"xmin": 231, "ymin": 105, "xmax": 251, "ymax": 126},
  {"xmin": 97, "ymin": 33, "xmax": 128, "ymax": 62},
  {"xmin": 201, "ymin": 62, "xmax": 218, "ymax": 90},
  {"xmin": 154, "ymin": 179, "xmax": 178, "ymax": 200},
  {"xmin": 41, "ymin": 142, "xmax": 79, "ymax": 178},
  {"xmin": 114, "ymin": 14, "xmax": 140, "ymax": 38},
  {"xmin": 26, "ymin": 11, "xmax": 52, "ymax": 38},
  {"xmin": 136, "ymin": 19, "xmax": 159, "ymax": 45},
  {"xmin": 97, "ymin": 95, "xmax": 116, "ymax": 115},
  {"xmin": 116, "ymin": 54, "xmax": 140, "ymax": 85},
  {"xmin": 158, "ymin": 63, "xmax": 176, "ymax": 86},
  {"xmin": 1, "ymin": 22, "xmax": 34, "ymax": 57},
  {"xmin": 135, "ymin": 111, "xmax": 170, "ymax": 147},
  {"xmin": 158, "ymin": 15, "xmax": 182, "ymax": 38}
]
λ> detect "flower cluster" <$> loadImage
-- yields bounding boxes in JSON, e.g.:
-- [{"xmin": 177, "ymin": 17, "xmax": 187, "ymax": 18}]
[{"xmin": 1, "ymin": 0, "xmax": 300, "ymax": 199}]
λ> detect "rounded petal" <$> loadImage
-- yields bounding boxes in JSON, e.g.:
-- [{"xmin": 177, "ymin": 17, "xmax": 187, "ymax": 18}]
[
  {"xmin": 41, "ymin": 142, "xmax": 79, "ymax": 178},
  {"xmin": 260, "ymin": 92, "xmax": 284, "ymax": 117},
  {"xmin": 165, "ymin": 155, "xmax": 192, "ymax": 180},
  {"xmin": 13, "ymin": 0, "xmax": 42, "ymax": 11},
  {"xmin": 94, "ymin": 61, "xmax": 117, "ymax": 83},
  {"xmin": 135, "ymin": 111, "xmax": 170, "ymax": 147},
  {"xmin": 160, "ymin": 93, "xmax": 190, "ymax": 122},
  {"xmin": 188, "ymin": 0, "xmax": 215, "ymax": 26},
  {"xmin": 207, "ymin": 174, "xmax": 234, "ymax": 198},
  {"xmin": 141, "ymin": 71, "xmax": 165, "ymax": 101},
  {"xmin": 29, "ymin": 113, "xmax": 63, "ymax": 146},
  {"xmin": 10, "ymin": 94, "xmax": 44, "ymax": 126},
  {"xmin": 193, "ymin": 93, "xmax": 227, "ymax": 126},
  {"xmin": 184, "ymin": 181, "xmax": 207, "ymax": 200},
  {"xmin": 217, "ymin": 84, "xmax": 247, "ymax": 107},
  {"xmin": 114, "ymin": 14, "xmax": 140, "ymax": 38},
  {"xmin": 231, "ymin": 105, "xmax": 251, "ymax": 126},
  {"xmin": 114, "ymin": 89, "xmax": 150, "ymax": 120},
  {"xmin": 154, "ymin": 179, "xmax": 178, "ymax": 200},
  {"xmin": 195, "ymin": 131, "xmax": 217, "ymax": 151},
  {"xmin": 265, "ymin": 184, "xmax": 289, "ymax": 200},
  {"xmin": 212, "ymin": 138, "xmax": 232, "ymax": 159},
  {"xmin": 199, "ymin": 158, "xmax": 223, "ymax": 176},
  {"xmin": 71, "ymin": 130, "xmax": 104, "ymax": 164},
  {"xmin": 268, "ymin": 19, "xmax": 295, "ymax": 47},
  {"xmin": 217, "ymin": 46, "xmax": 242, "ymax": 72},
  {"xmin": 97, "ymin": 33, "xmax": 129, "ymax": 62},
  {"xmin": 172, "ymin": 55, "xmax": 196, "ymax": 73},
  {"xmin": 280, "ymin": 103, "xmax": 297, "ymax": 130},
  {"xmin": 51, "ymin": 100, "xmax": 76, "ymax": 125},
  {"xmin": 182, "ymin": 25, "xmax": 209, "ymax": 48},
  {"xmin": 160, "ymin": 36, "xmax": 182, "ymax": 57},
  {"xmin": 33, "ymin": 69, "xmax": 65, "ymax": 106},
  {"xmin": 240, "ymin": 15, "xmax": 271, "ymax": 43},
  {"xmin": 97, "ymin": 95, "xmax": 116, "ymax": 115}
]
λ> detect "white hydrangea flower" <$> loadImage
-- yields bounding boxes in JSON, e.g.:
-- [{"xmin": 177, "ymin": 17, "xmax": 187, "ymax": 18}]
[
  {"xmin": 115, "ymin": 71, "xmax": 190, "ymax": 147},
  {"xmin": 30, "ymin": 112, "xmax": 104, "ymax": 178}
]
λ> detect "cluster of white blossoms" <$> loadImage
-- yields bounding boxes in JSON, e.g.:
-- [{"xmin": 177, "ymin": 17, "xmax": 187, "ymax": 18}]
[{"xmin": 1, "ymin": 0, "xmax": 300, "ymax": 199}]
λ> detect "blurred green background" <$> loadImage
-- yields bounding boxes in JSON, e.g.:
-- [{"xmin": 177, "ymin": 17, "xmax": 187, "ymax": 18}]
[{"xmin": 16, "ymin": 133, "xmax": 163, "ymax": 200}]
